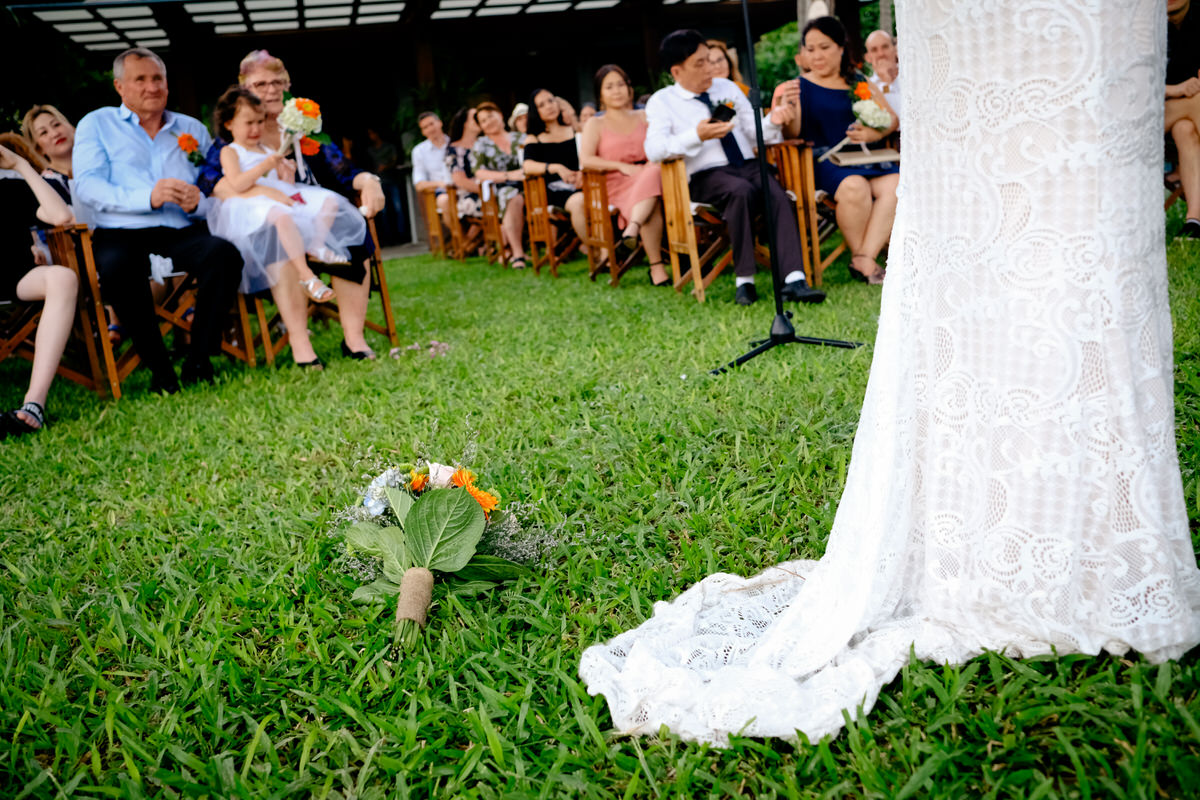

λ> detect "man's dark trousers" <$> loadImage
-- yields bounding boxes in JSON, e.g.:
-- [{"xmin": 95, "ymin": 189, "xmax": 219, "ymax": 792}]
[
  {"xmin": 92, "ymin": 224, "xmax": 242, "ymax": 380},
  {"xmin": 688, "ymin": 161, "xmax": 806, "ymax": 281}
]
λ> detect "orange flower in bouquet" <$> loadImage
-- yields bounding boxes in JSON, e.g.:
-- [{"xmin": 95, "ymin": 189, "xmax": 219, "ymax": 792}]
[
  {"xmin": 466, "ymin": 484, "xmax": 499, "ymax": 516},
  {"xmin": 409, "ymin": 470, "xmax": 428, "ymax": 492},
  {"xmin": 296, "ymin": 98, "xmax": 321, "ymax": 119},
  {"xmin": 451, "ymin": 467, "xmax": 476, "ymax": 488},
  {"xmin": 300, "ymin": 136, "xmax": 321, "ymax": 156},
  {"xmin": 853, "ymin": 81, "xmax": 873, "ymax": 101}
]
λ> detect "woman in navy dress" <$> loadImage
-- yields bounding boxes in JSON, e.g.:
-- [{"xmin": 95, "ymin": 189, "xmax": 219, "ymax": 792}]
[{"xmin": 790, "ymin": 16, "xmax": 899, "ymax": 284}]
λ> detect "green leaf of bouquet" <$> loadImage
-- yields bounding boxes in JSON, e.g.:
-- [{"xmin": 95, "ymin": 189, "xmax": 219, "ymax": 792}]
[
  {"xmin": 404, "ymin": 489, "xmax": 485, "ymax": 572},
  {"xmin": 344, "ymin": 521, "xmax": 409, "ymax": 582},
  {"xmin": 386, "ymin": 487, "xmax": 414, "ymax": 528},
  {"xmin": 351, "ymin": 578, "xmax": 401, "ymax": 605},
  {"xmin": 457, "ymin": 554, "xmax": 531, "ymax": 582}
]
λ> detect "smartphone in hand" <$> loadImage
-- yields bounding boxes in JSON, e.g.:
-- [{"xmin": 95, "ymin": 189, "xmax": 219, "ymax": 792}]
[{"xmin": 709, "ymin": 104, "xmax": 736, "ymax": 123}]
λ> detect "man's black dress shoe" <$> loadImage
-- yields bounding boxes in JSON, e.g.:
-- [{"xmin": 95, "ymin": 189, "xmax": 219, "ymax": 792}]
[
  {"xmin": 780, "ymin": 280, "xmax": 826, "ymax": 304},
  {"xmin": 180, "ymin": 358, "xmax": 215, "ymax": 386},
  {"xmin": 735, "ymin": 283, "xmax": 758, "ymax": 305}
]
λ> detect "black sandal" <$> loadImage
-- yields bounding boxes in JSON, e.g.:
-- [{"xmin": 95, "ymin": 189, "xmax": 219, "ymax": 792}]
[
  {"xmin": 648, "ymin": 263, "xmax": 671, "ymax": 287},
  {"xmin": 509, "ymin": 257, "xmax": 527, "ymax": 270},
  {"xmin": 341, "ymin": 340, "xmax": 377, "ymax": 360},
  {"xmin": 2, "ymin": 401, "xmax": 45, "ymax": 439}
]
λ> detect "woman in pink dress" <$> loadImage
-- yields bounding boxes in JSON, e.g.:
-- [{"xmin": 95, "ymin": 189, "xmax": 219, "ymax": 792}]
[{"xmin": 580, "ymin": 64, "xmax": 667, "ymax": 286}]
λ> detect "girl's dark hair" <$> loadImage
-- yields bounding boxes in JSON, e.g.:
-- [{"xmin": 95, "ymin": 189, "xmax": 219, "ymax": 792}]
[
  {"xmin": 212, "ymin": 85, "xmax": 263, "ymax": 142},
  {"xmin": 593, "ymin": 64, "xmax": 633, "ymax": 111},
  {"xmin": 525, "ymin": 88, "xmax": 565, "ymax": 138},
  {"xmin": 802, "ymin": 16, "xmax": 856, "ymax": 85},
  {"xmin": 447, "ymin": 106, "xmax": 474, "ymax": 142}
]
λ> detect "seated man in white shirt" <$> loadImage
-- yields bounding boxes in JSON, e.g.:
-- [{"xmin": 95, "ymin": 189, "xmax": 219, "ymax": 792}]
[
  {"xmin": 411, "ymin": 111, "xmax": 452, "ymax": 220},
  {"xmin": 645, "ymin": 29, "xmax": 824, "ymax": 305},
  {"xmin": 864, "ymin": 30, "xmax": 901, "ymax": 126}
]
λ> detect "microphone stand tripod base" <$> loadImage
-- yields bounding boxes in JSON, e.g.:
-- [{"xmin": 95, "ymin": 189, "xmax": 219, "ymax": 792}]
[{"xmin": 711, "ymin": 311, "xmax": 862, "ymax": 375}]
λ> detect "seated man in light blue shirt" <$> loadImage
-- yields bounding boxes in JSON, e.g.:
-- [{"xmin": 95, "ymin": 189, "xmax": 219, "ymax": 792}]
[
  {"xmin": 645, "ymin": 30, "xmax": 824, "ymax": 306},
  {"xmin": 73, "ymin": 47, "xmax": 242, "ymax": 394},
  {"xmin": 412, "ymin": 111, "xmax": 452, "ymax": 220}
]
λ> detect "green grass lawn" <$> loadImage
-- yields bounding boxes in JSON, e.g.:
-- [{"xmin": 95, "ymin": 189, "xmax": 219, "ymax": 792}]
[{"xmin": 2, "ymin": 228, "xmax": 1199, "ymax": 798}]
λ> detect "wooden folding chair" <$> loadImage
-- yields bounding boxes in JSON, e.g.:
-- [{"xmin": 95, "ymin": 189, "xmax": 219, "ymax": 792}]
[
  {"xmin": 765, "ymin": 140, "xmax": 822, "ymax": 287},
  {"xmin": 311, "ymin": 215, "xmax": 398, "ymax": 348},
  {"xmin": 479, "ymin": 182, "xmax": 509, "ymax": 267},
  {"xmin": 417, "ymin": 187, "xmax": 446, "ymax": 258},
  {"xmin": 581, "ymin": 169, "xmax": 644, "ymax": 286},
  {"xmin": 523, "ymin": 175, "xmax": 581, "ymax": 278},
  {"xmin": 659, "ymin": 157, "xmax": 734, "ymax": 303},
  {"xmin": 40, "ymin": 223, "xmax": 123, "ymax": 398},
  {"xmin": 444, "ymin": 185, "xmax": 484, "ymax": 261}
]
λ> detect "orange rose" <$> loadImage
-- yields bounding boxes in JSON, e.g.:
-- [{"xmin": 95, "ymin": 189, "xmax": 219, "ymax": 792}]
[
  {"xmin": 300, "ymin": 136, "xmax": 320, "ymax": 156},
  {"xmin": 854, "ymin": 82, "xmax": 872, "ymax": 101},
  {"xmin": 451, "ymin": 468, "xmax": 475, "ymax": 488},
  {"xmin": 409, "ymin": 470, "xmax": 428, "ymax": 492},
  {"xmin": 466, "ymin": 484, "xmax": 499, "ymax": 516},
  {"xmin": 177, "ymin": 133, "xmax": 199, "ymax": 153}
]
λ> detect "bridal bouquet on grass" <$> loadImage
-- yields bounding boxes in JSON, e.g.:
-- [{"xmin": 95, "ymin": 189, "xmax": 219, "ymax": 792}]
[
  {"xmin": 342, "ymin": 461, "xmax": 531, "ymax": 651},
  {"xmin": 277, "ymin": 97, "xmax": 326, "ymax": 178},
  {"xmin": 818, "ymin": 80, "xmax": 894, "ymax": 163}
]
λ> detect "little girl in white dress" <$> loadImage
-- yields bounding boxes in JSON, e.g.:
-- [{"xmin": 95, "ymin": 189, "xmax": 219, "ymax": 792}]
[{"xmin": 207, "ymin": 86, "xmax": 365, "ymax": 299}]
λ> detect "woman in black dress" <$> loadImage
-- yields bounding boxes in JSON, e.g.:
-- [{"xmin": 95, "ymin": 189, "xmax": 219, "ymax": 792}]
[
  {"xmin": 521, "ymin": 88, "xmax": 587, "ymax": 244},
  {"xmin": 0, "ymin": 136, "xmax": 76, "ymax": 438}
]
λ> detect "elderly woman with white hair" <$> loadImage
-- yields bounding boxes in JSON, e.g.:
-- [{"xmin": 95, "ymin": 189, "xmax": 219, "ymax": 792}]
[{"xmin": 197, "ymin": 50, "xmax": 387, "ymax": 366}]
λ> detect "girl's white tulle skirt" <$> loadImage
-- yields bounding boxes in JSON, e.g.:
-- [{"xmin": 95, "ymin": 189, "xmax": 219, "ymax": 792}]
[{"xmin": 208, "ymin": 180, "xmax": 366, "ymax": 294}]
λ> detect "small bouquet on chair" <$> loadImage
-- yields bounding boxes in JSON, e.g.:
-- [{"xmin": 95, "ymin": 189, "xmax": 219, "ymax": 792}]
[
  {"xmin": 818, "ymin": 81, "xmax": 897, "ymax": 166},
  {"xmin": 277, "ymin": 97, "xmax": 326, "ymax": 180}
]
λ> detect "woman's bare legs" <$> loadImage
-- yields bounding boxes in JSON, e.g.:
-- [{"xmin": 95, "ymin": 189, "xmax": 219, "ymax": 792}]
[
  {"xmin": 834, "ymin": 173, "xmax": 897, "ymax": 279},
  {"xmin": 503, "ymin": 195, "xmax": 526, "ymax": 261},
  {"xmin": 1170, "ymin": 118, "xmax": 1200, "ymax": 220},
  {"xmin": 14, "ymin": 265, "xmax": 78, "ymax": 425},
  {"xmin": 861, "ymin": 173, "xmax": 899, "ymax": 260},
  {"xmin": 266, "ymin": 261, "xmax": 318, "ymax": 365},
  {"xmin": 564, "ymin": 191, "xmax": 588, "ymax": 242},
  {"xmin": 330, "ymin": 264, "xmax": 372, "ymax": 355},
  {"xmin": 630, "ymin": 198, "xmax": 667, "ymax": 284}
]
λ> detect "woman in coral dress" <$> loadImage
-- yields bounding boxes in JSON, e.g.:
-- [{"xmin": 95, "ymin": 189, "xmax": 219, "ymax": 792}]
[{"xmin": 581, "ymin": 64, "xmax": 667, "ymax": 286}]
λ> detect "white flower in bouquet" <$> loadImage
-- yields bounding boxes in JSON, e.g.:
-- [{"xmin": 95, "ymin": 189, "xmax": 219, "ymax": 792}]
[
  {"xmin": 426, "ymin": 462, "xmax": 456, "ymax": 489},
  {"xmin": 278, "ymin": 97, "xmax": 323, "ymax": 138},
  {"xmin": 852, "ymin": 99, "xmax": 893, "ymax": 131},
  {"xmin": 362, "ymin": 466, "xmax": 405, "ymax": 516}
]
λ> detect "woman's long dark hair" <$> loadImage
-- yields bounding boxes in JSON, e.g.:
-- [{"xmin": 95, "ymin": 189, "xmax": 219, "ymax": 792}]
[
  {"xmin": 801, "ymin": 16, "xmax": 857, "ymax": 85},
  {"xmin": 212, "ymin": 85, "xmax": 263, "ymax": 143},
  {"xmin": 447, "ymin": 106, "xmax": 474, "ymax": 142},
  {"xmin": 524, "ymin": 88, "xmax": 565, "ymax": 138},
  {"xmin": 593, "ymin": 64, "xmax": 633, "ymax": 111}
]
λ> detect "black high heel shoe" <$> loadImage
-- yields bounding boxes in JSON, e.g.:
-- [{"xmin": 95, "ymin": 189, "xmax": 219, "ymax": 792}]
[
  {"xmin": 341, "ymin": 340, "xmax": 376, "ymax": 360},
  {"xmin": 647, "ymin": 263, "xmax": 671, "ymax": 287}
]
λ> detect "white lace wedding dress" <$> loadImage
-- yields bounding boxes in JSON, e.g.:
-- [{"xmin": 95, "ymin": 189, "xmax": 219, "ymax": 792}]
[{"xmin": 579, "ymin": 0, "xmax": 1200, "ymax": 744}]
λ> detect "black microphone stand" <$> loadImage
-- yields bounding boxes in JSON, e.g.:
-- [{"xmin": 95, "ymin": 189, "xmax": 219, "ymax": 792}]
[{"xmin": 711, "ymin": 0, "xmax": 863, "ymax": 375}]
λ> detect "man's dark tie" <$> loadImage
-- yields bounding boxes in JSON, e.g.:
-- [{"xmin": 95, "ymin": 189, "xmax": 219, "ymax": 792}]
[{"xmin": 695, "ymin": 91, "xmax": 745, "ymax": 167}]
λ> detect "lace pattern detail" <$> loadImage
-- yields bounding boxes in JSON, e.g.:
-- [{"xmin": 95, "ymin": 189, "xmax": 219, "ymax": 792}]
[{"xmin": 579, "ymin": 0, "xmax": 1200, "ymax": 745}]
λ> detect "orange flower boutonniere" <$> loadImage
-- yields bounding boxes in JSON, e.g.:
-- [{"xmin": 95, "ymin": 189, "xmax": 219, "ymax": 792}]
[{"xmin": 177, "ymin": 132, "xmax": 204, "ymax": 166}]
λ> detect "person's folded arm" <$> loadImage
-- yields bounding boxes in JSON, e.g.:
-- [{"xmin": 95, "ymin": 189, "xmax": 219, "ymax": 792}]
[
  {"xmin": 644, "ymin": 94, "xmax": 702, "ymax": 162},
  {"xmin": 72, "ymin": 114, "xmax": 152, "ymax": 213}
]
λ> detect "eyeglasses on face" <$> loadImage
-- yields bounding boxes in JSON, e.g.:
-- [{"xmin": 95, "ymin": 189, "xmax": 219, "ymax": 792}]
[{"xmin": 248, "ymin": 79, "xmax": 287, "ymax": 92}]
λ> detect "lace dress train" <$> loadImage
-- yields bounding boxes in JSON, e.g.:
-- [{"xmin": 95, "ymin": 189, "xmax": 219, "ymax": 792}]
[{"xmin": 579, "ymin": 0, "xmax": 1200, "ymax": 745}]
